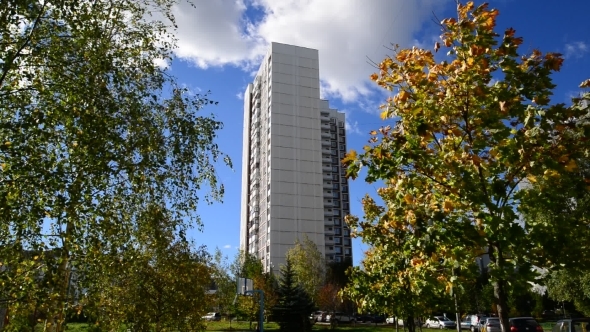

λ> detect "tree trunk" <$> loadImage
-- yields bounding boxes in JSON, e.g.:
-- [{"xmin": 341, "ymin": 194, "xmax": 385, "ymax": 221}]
[
  {"xmin": 490, "ymin": 245, "xmax": 510, "ymax": 332},
  {"xmin": 407, "ymin": 315, "xmax": 416, "ymax": 332}
]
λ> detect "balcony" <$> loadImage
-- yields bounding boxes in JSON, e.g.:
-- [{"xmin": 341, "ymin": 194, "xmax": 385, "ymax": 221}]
[
  {"xmin": 322, "ymin": 165, "xmax": 332, "ymax": 172},
  {"xmin": 323, "ymin": 181, "xmax": 332, "ymax": 189},
  {"xmin": 250, "ymin": 169, "xmax": 259, "ymax": 181},
  {"xmin": 323, "ymin": 209, "xmax": 333, "ymax": 216},
  {"xmin": 324, "ymin": 219, "xmax": 334, "ymax": 226},
  {"xmin": 323, "ymin": 173, "xmax": 332, "ymax": 180},
  {"xmin": 321, "ymin": 123, "xmax": 331, "ymax": 130},
  {"xmin": 325, "ymin": 237, "xmax": 335, "ymax": 245},
  {"xmin": 321, "ymin": 139, "xmax": 331, "ymax": 147},
  {"xmin": 324, "ymin": 227, "xmax": 335, "ymax": 235},
  {"xmin": 322, "ymin": 156, "xmax": 332, "ymax": 163},
  {"xmin": 321, "ymin": 131, "xmax": 331, "ymax": 138}
]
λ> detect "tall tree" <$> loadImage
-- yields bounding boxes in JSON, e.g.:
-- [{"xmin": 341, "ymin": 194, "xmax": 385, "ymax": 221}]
[
  {"xmin": 343, "ymin": 2, "xmax": 590, "ymax": 332},
  {"xmin": 272, "ymin": 258, "xmax": 316, "ymax": 332},
  {"xmin": 0, "ymin": 0, "xmax": 230, "ymax": 330},
  {"xmin": 286, "ymin": 236, "xmax": 326, "ymax": 305},
  {"xmin": 81, "ymin": 205, "xmax": 213, "ymax": 332}
]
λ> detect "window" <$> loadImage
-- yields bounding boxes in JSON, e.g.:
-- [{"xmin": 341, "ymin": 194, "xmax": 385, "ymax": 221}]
[
  {"xmin": 332, "ymin": 157, "xmax": 339, "ymax": 164},
  {"xmin": 339, "ymin": 121, "xmax": 344, "ymax": 127},
  {"xmin": 344, "ymin": 203, "xmax": 349, "ymax": 209},
  {"xmin": 329, "ymin": 246, "xmax": 333, "ymax": 250},
  {"xmin": 345, "ymin": 248, "xmax": 351, "ymax": 255},
  {"xmin": 344, "ymin": 229, "xmax": 350, "ymax": 236},
  {"xmin": 332, "ymin": 174, "xmax": 338, "ymax": 181},
  {"xmin": 342, "ymin": 185, "xmax": 348, "ymax": 192},
  {"xmin": 335, "ymin": 247, "xmax": 342, "ymax": 254},
  {"xmin": 331, "ymin": 118, "xmax": 336, "ymax": 124},
  {"xmin": 335, "ymin": 228, "xmax": 341, "ymax": 235},
  {"xmin": 333, "ymin": 210, "xmax": 341, "ymax": 216},
  {"xmin": 335, "ymin": 256, "xmax": 342, "ymax": 262},
  {"xmin": 332, "ymin": 183, "xmax": 339, "ymax": 189},
  {"xmin": 339, "ymin": 145, "xmax": 345, "ymax": 151},
  {"xmin": 335, "ymin": 237, "xmax": 341, "ymax": 244},
  {"xmin": 341, "ymin": 177, "xmax": 346, "ymax": 184},
  {"xmin": 332, "ymin": 192, "xmax": 339, "ymax": 198},
  {"xmin": 331, "ymin": 150, "xmax": 337, "ymax": 156},
  {"xmin": 332, "ymin": 166, "xmax": 338, "ymax": 172},
  {"xmin": 343, "ymin": 194, "xmax": 348, "ymax": 201},
  {"xmin": 339, "ymin": 129, "xmax": 345, "ymax": 135},
  {"xmin": 329, "ymin": 236, "xmax": 333, "ymax": 240},
  {"xmin": 334, "ymin": 218, "xmax": 341, "ymax": 225},
  {"xmin": 328, "ymin": 200, "xmax": 332, "ymax": 203},
  {"xmin": 321, "ymin": 112, "xmax": 329, "ymax": 117},
  {"xmin": 333, "ymin": 201, "xmax": 340, "ymax": 208},
  {"xmin": 331, "ymin": 133, "xmax": 336, "ymax": 139},
  {"xmin": 344, "ymin": 238, "xmax": 351, "ymax": 246},
  {"xmin": 328, "ymin": 227, "xmax": 333, "ymax": 231},
  {"xmin": 331, "ymin": 141, "xmax": 337, "ymax": 147}
]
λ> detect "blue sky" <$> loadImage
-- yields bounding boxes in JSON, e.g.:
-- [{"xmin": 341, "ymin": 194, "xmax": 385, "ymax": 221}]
[{"xmin": 165, "ymin": 0, "xmax": 590, "ymax": 266}]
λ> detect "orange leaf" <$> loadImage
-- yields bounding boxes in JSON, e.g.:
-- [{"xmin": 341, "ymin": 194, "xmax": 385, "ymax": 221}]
[{"xmin": 370, "ymin": 73, "xmax": 379, "ymax": 81}]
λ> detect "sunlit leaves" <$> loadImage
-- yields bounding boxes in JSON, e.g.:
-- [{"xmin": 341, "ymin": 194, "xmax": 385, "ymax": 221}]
[
  {"xmin": 345, "ymin": 1, "xmax": 590, "ymax": 330},
  {"xmin": 0, "ymin": 0, "xmax": 230, "ymax": 329}
]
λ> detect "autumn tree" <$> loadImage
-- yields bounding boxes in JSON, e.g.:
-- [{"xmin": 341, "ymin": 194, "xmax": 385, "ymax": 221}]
[
  {"xmin": 286, "ymin": 236, "xmax": 326, "ymax": 305},
  {"xmin": 0, "ymin": 0, "xmax": 230, "ymax": 330},
  {"xmin": 80, "ymin": 205, "xmax": 213, "ymax": 332},
  {"xmin": 210, "ymin": 248, "xmax": 239, "ymax": 318},
  {"xmin": 343, "ymin": 2, "xmax": 590, "ymax": 332}
]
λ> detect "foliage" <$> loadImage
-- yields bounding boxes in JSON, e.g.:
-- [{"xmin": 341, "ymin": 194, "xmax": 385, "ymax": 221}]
[
  {"xmin": 81, "ymin": 206, "xmax": 213, "ymax": 332},
  {"xmin": 326, "ymin": 258, "xmax": 353, "ymax": 288},
  {"xmin": 210, "ymin": 248, "xmax": 239, "ymax": 317},
  {"xmin": 317, "ymin": 283, "xmax": 342, "ymax": 313},
  {"xmin": 546, "ymin": 269, "xmax": 590, "ymax": 316},
  {"xmin": 0, "ymin": 0, "xmax": 230, "ymax": 329},
  {"xmin": 286, "ymin": 236, "xmax": 326, "ymax": 305},
  {"xmin": 343, "ymin": 1, "xmax": 590, "ymax": 331},
  {"xmin": 272, "ymin": 258, "xmax": 316, "ymax": 332}
]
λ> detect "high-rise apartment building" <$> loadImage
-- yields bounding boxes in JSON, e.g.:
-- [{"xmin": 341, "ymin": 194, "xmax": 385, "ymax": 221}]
[{"xmin": 240, "ymin": 42, "xmax": 352, "ymax": 272}]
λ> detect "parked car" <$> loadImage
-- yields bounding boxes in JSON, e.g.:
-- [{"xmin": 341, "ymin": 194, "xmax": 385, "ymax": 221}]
[
  {"xmin": 202, "ymin": 312, "xmax": 221, "ymax": 321},
  {"xmin": 461, "ymin": 317, "xmax": 473, "ymax": 330},
  {"xmin": 551, "ymin": 318, "xmax": 590, "ymax": 332},
  {"xmin": 326, "ymin": 312, "xmax": 356, "ymax": 324},
  {"xmin": 311, "ymin": 311, "xmax": 326, "ymax": 322},
  {"xmin": 387, "ymin": 317, "xmax": 397, "ymax": 325},
  {"xmin": 464, "ymin": 314, "xmax": 488, "ymax": 332},
  {"xmin": 426, "ymin": 316, "xmax": 457, "ymax": 329},
  {"xmin": 481, "ymin": 317, "xmax": 501, "ymax": 332},
  {"xmin": 509, "ymin": 317, "xmax": 543, "ymax": 332}
]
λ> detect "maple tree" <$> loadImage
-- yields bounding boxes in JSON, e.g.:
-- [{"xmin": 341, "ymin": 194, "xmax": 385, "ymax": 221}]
[
  {"xmin": 0, "ymin": 0, "xmax": 230, "ymax": 330},
  {"xmin": 343, "ymin": 2, "xmax": 590, "ymax": 332}
]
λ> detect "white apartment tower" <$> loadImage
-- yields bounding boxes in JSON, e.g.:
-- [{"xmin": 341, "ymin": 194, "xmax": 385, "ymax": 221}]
[{"xmin": 240, "ymin": 42, "xmax": 352, "ymax": 272}]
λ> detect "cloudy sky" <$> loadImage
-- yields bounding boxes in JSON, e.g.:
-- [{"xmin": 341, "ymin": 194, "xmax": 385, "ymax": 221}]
[{"xmin": 165, "ymin": 0, "xmax": 590, "ymax": 265}]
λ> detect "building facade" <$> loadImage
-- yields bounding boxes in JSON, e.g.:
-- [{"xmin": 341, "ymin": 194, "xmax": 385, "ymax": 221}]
[{"xmin": 240, "ymin": 42, "xmax": 352, "ymax": 272}]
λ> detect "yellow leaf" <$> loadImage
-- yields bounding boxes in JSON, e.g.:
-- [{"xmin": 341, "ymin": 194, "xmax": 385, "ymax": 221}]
[
  {"xmin": 443, "ymin": 200, "xmax": 454, "ymax": 212},
  {"xmin": 4, "ymin": 141, "xmax": 11, "ymax": 147},
  {"xmin": 527, "ymin": 175, "xmax": 537, "ymax": 183},
  {"xmin": 380, "ymin": 109, "xmax": 389, "ymax": 120},
  {"xmin": 564, "ymin": 159, "xmax": 577, "ymax": 172},
  {"xmin": 466, "ymin": 57, "xmax": 474, "ymax": 66},
  {"xmin": 369, "ymin": 130, "xmax": 377, "ymax": 136},
  {"xmin": 404, "ymin": 193, "xmax": 414, "ymax": 204},
  {"xmin": 398, "ymin": 90, "xmax": 410, "ymax": 102}
]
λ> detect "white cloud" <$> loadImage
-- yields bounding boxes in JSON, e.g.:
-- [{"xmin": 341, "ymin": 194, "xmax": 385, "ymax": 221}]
[
  {"xmin": 564, "ymin": 41, "xmax": 588, "ymax": 59},
  {"xmin": 169, "ymin": 0, "xmax": 441, "ymax": 102},
  {"xmin": 223, "ymin": 244, "xmax": 232, "ymax": 249},
  {"xmin": 345, "ymin": 119, "xmax": 362, "ymax": 135}
]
